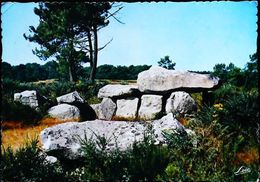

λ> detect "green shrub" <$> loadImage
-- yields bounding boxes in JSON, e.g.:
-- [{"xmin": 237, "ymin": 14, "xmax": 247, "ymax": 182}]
[
  {"xmin": 2, "ymin": 79, "xmax": 106, "ymax": 103},
  {"xmin": 0, "ymin": 139, "xmax": 65, "ymax": 182},
  {"xmin": 212, "ymin": 83, "xmax": 240, "ymax": 103},
  {"xmin": 1, "ymin": 98, "xmax": 43, "ymax": 125},
  {"xmin": 216, "ymin": 92, "xmax": 259, "ymax": 153},
  {"xmin": 78, "ymin": 133, "xmax": 128, "ymax": 181},
  {"xmin": 78, "ymin": 126, "xmax": 169, "ymax": 181},
  {"xmin": 158, "ymin": 100, "xmax": 259, "ymax": 182},
  {"xmin": 126, "ymin": 126, "xmax": 170, "ymax": 181},
  {"xmin": 218, "ymin": 92, "xmax": 258, "ymax": 132}
]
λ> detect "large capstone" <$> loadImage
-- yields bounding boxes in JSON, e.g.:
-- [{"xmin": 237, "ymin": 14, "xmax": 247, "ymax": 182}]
[
  {"xmin": 48, "ymin": 104, "xmax": 80, "ymax": 121},
  {"xmin": 166, "ymin": 91, "xmax": 197, "ymax": 115},
  {"xmin": 115, "ymin": 97, "xmax": 139, "ymax": 120},
  {"xmin": 137, "ymin": 66, "xmax": 220, "ymax": 93},
  {"xmin": 14, "ymin": 90, "xmax": 39, "ymax": 109},
  {"xmin": 97, "ymin": 84, "xmax": 139, "ymax": 98},
  {"xmin": 56, "ymin": 91, "xmax": 84, "ymax": 104},
  {"xmin": 138, "ymin": 95, "xmax": 163, "ymax": 120},
  {"xmin": 40, "ymin": 113, "xmax": 185, "ymax": 160},
  {"xmin": 98, "ymin": 98, "xmax": 116, "ymax": 120}
]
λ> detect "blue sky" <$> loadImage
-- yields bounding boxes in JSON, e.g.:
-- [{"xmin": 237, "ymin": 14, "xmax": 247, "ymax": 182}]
[{"xmin": 1, "ymin": 2, "xmax": 257, "ymax": 71}]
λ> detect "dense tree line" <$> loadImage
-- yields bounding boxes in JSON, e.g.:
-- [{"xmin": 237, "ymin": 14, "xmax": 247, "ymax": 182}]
[
  {"xmin": 2, "ymin": 53, "xmax": 256, "ymax": 86},
  {"xmin": 83, "ymin": 64, "xmax": 151, "ymax": 80},
  {"xmin": 2, "ymin": 61, "xmax": 59, "ymax": 82},
  {"xmin": 212, "ymin": 53, "xmax": 257, "ymax": 90},
  {"xmin": 1, "ymin": 62, "xmax": 151, "ymax": 81}
]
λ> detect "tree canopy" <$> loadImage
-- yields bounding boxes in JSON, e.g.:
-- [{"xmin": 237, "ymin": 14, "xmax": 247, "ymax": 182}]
[
  {"xmin": 24, "ymin": 2, "xmax": 122, "ymax": 82},
  {"xmin": 157, "ymin": 56, "xmax": 176, "ymax": 70}
]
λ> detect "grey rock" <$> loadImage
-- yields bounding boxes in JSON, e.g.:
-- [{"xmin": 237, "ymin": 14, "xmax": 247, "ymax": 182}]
[
  {"xmin": 152, "ymin": 113, "xmax": 186, "ymax": 143},
  {"xmin": 138, "ymin": 95, "xmax": 163, "ymax": 120},
  {"xmin": 57, "ymin": 91, "xmax": 84, "ymax": 104},
  {"xmin": 48, "ymin": 104, "xmax": 80, "ymax": 121},
  {"xmin": 40, "ymin": 113, "xmax": 185, "ymax": 160},
  {"xmin": 137, "ymin": 66, "xmax": 220, "ymax": 93},
  {"xmin": 45, "ymin": 156, "xmax": 58, "ymax": 164},
  {"xmin": 90, "ymin": 103, "xmax": 101, "ymax": 118},
  {"xmin": 14, "ymin": 90, "xmax": 39, "ymax": 109},
  {"xmin": 115, "ymin": 97, "xmax": 139, "ymax": 120},
  {"xmin": 166, "ymin": 91, "xmax": 197, "ymax": 115},
  {"xmin": 97, "ymin": 84, "xmax": 138, "ymax": 98},
  {"xmin": 98, "ymin": 98, "xmax": 116, "ymax": 120}
]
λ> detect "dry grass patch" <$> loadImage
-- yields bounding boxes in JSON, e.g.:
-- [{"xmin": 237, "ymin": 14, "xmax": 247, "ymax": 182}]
[
  {"xmin": 235, "ymin": 147, "xmax": 259, "ymax": 165},
  {"xmin": 2, "ymin": 118, "xmax": 68, "ymax": 151},
  {"xmin": 33, "ymin": 79, "xmax": 57, "ymax": 84}
]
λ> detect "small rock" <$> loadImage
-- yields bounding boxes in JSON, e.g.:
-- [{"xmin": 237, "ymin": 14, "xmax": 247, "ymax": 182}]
[
  {"xmin": 56, "ymin": 91, "xmax": 84, "ymax": 104},
  {"xmin": 45, "ymin": 156, "xmax": 58, "ymax": 164},
  {"xmin": 14, "ymin": 90, "xmax": 39, "ymax": 109},
  {"xmin": 48, "ymin": 104, "xmax": 80, "ymax": 121}
]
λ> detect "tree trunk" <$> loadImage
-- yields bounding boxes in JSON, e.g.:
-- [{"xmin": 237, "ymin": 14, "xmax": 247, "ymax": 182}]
[
  {"xmin": 68, "ymin": 63, "xmax": 74, "ymax": 82},
  {"xmin": 68, "ymin": 40, "xmax": 75, "ymax": 82},
  {"xmin": 89, "ymin": 26, "xmax": 98, "ymax": 83},
  {"xmin": 87, "ymin": 30, "xmax": 93, "ymax": 68}
]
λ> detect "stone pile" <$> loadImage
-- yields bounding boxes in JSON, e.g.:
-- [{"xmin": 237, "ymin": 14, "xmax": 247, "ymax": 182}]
[{"xmin": 14, "ymin": 90, "xmax": 88, "ymax": 121}]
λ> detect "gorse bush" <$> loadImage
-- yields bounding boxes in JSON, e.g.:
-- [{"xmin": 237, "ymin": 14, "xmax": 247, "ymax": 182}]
[
  {"xmin": 212, "ymin": 83, "xmax": 241, "ymax": 103},
  {"xmin": 78, "ymin": 133, "xmax": 128, "ymax": 181},
  {"xmin": 1, "ymin": 98, "xmax": 43, "ymax": 125},
  {"xmin": 2, "ymin": 79, "xmax": 106, "ymax": 101},
  {"xmin": 0, "ymin": 139, "xmax": 65, "ymax": 182},
  {"xmin": 77, "ymin": 126, "xmax": 170, "ymax": 181},
  {"xmin": 126, "ymin": 126, "xmax": 170, "ymax": 181},
  {"xmin": 218, "ymin": 92, "xmax": 258, "ymax": 131},
  {"xmin": 1, "ymin": 80, "xmax": 106, "ymax": 124}
]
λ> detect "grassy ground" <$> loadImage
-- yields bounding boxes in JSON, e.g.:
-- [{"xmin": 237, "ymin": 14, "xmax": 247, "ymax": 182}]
[
  {"xmin": 2, "ymin": 118, "xmax": 67, "ymax": 150},
  {"xmin": 98, "ymin": 79, "xmax": 137, "ymax": 86}
]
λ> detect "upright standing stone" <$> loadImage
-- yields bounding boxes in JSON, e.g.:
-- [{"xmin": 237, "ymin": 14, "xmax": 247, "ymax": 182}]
[
  {"xmin": 115, "ymin": 97, "xmax": 139, "ymax": 120},
  {"xmin": 166, "ymin": 91, "xmax": 197, "ymax": 115},
  {"xmin": 90, "ymin": 103, "xmax": 101, "ymax": 119},
  {"xmin": 138, "ymin": 95, "xmax": 163, "ymax": 120},
  {"xmin": 98, "ymin": 98, "xmax": 116, "ymax": 120}
]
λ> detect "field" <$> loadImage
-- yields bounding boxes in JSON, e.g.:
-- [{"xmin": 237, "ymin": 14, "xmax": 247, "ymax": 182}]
[{"xmin": 2, "ymin": 118, "xmax": 67, "ymax": 150}]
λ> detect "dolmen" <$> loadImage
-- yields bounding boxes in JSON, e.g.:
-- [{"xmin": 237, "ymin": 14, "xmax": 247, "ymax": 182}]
[
  {"xmin": 91, "ymin": 66, "xmax": 220, "ymax": 121},
  {"xmin": 14, "ymin": 66, "xmax": 220, "ymax": 161},
  {"xmin": 39, "ymin": 66, "xmax": 220, "ymax": 161}
]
